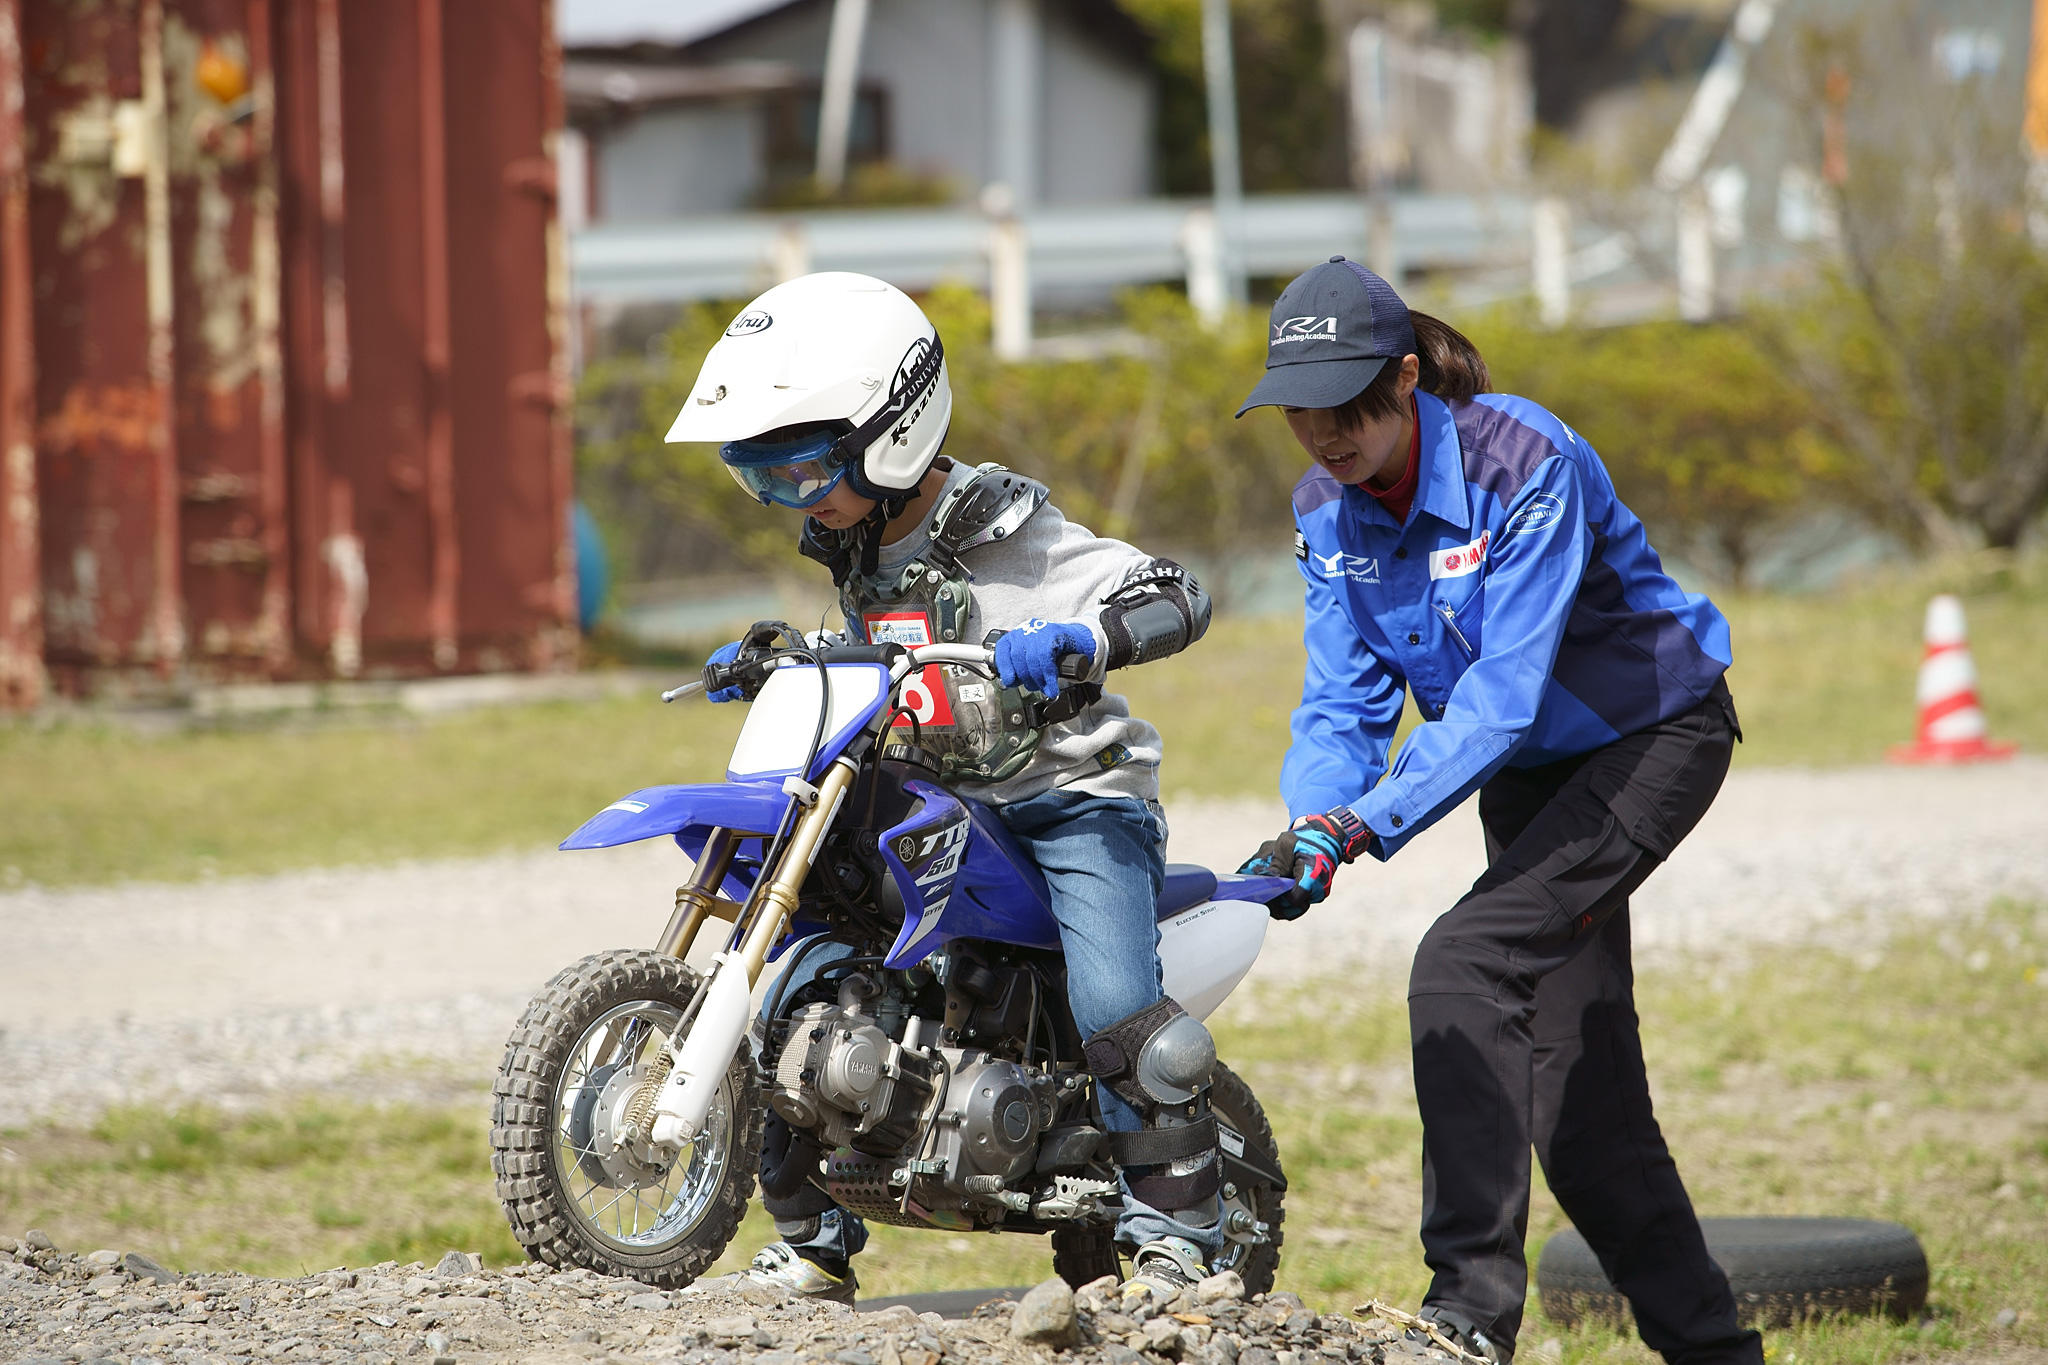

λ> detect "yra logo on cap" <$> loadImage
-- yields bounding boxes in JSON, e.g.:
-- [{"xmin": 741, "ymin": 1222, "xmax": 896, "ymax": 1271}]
[{"xmin": 1272, "ymin": 316, "xmax": 1337, "ymax": 345}]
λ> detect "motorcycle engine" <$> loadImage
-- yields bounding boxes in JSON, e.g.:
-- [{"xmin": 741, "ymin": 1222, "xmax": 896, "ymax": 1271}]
[{"xmin": 766, "ymin": 999, "xmax": 1066, "ymax": 1225}]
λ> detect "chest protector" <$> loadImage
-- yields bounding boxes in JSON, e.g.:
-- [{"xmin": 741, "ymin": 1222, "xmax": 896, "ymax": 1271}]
[{"xmin": 800, "ymin": 464, "xmax": 1053, "ymax": 784}]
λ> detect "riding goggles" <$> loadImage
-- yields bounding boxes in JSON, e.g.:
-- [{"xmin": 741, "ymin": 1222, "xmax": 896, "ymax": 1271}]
[{"xmin": 718, "ymin": 427, "xmax": 849, "ymax": 509}]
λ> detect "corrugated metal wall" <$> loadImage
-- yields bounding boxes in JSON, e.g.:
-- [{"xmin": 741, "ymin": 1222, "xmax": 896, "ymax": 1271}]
[{"xmin": 0, "ymin": 0, "xmax": 573, "ymax": 706}]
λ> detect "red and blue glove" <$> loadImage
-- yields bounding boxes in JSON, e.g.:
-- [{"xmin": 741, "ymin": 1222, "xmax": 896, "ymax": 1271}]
[
  {"xmin": 1238, "ymin": 808, "xmax": 1375, "ymax": 920},
  {"xmin": 994, "ymin": 619, "xmax": 1097, "ymax": 698}
]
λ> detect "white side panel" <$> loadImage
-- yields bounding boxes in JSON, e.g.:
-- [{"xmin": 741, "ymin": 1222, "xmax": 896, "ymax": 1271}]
[
  {"xmin": 1158, "ymin": 899, "xmax": 1268, "ymax": 1021},
  {"xmin": 728, "ymin": 664, "xmax": 885, "ymax": 778}
]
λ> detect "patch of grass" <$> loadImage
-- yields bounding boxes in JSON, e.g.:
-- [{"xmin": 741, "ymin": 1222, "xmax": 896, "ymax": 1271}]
[
  {"xmin": 0, "ymin": 695, "xmax": 746, "ymax": 888},
  {"xmin": 7, "ymin": 901, "xmax": 2040, "ymax": 1365},
  {"xmin": 0, "ymin": 1097, "xmax": 523, "ymax": 1277},
  {"xmin": 1124, "ymin": 553, "xmax": 2048, "ymax": 795},
  {"xmin": 1208, "ymin": 899, "xmax": 2048, "ymax": 1365},
  {"xmin": 3, "ymin": 556, "xmax": 2043, "ymax": 888}
]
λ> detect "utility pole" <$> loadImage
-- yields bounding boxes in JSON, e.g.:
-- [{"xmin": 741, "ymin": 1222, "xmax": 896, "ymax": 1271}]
[
  {"xmin": 815, "ymin": 0, "xmax": 870, "ymax": 192},
  {"xmin": 1200, "ymin": 0, "xmax": 1246, "ymax": 308}
]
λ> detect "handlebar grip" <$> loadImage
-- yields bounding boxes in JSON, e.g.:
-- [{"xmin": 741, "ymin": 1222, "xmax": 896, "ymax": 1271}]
[
  {"xmin": 1057, "ymin": 651, "xmax": 1092, "ymax": 682},
  {"xmin": 701, "ymin": 660, "xmax": 742, "ymax": 694},
  {"xmin": 813, "ymin": 644, "xmax": 902, "ymax": 665}
]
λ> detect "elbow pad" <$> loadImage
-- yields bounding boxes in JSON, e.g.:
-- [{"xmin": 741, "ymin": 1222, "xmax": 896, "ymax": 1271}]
[{"xmin": 1099, "ymin": 558, "xmax": 1212, "ymax": 670}]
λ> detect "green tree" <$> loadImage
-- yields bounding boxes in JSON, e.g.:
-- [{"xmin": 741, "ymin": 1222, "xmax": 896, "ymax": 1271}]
[
  {"xmin": 1119, "ymin": 0, "xmax": 1348, "ymax": 194},
  {"xmin": 575, "ymin": 288, "xmax": 1307, "ymax": 598},
  {"xmin": 575, "ymin": 302, "xmax": 796, "ymax": 582},
  {"xmin": 1755, "ymin": 2, "xmax": 2048, "ymax": 552},
  {"xmin": 1477, "ymin": 313, "xmax": 1844, "ymax": 587}
]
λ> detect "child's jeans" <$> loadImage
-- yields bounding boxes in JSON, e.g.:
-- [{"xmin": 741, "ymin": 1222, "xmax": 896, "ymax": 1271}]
[{"xmin": 763, "ymin": 788, "xmax": 1223, "ymax": 1264}]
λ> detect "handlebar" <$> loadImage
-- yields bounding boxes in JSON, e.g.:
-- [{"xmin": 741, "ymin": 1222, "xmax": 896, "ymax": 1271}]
[{"xmin": 666, "ymin": 639, "xmax": 1091, "ymax": 706}]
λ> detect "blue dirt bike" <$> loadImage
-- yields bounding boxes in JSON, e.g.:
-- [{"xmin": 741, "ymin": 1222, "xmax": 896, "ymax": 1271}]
[{"xmin": 490, "ymin": 641, "xmax": 1290, "ymax": 1293}]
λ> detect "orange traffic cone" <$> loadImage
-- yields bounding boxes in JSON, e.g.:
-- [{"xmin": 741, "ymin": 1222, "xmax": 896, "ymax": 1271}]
[{"xmin": 1888, "ymin": 594, "xmax": 2017, "ymax": 764}]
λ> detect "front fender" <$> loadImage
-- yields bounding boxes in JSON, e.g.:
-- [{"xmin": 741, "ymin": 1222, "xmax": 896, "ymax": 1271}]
[{"xmin": 560, "ymin": 783, "xmax": 789, "ymax": 851}]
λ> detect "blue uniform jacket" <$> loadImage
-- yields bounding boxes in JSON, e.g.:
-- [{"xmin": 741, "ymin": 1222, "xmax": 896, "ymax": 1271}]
[{"xmin": 1283, "ymin": 389, "xmax": 1733, "ymax": 860}]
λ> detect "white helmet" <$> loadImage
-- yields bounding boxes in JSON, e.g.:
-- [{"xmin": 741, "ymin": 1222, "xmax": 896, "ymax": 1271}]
[{"xmin": 666, "ymin": 271, "xmax": 952, "ymax": 508}]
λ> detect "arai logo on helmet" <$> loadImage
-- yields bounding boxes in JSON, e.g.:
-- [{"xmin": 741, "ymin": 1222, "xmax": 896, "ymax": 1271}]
[
  {"xmin": 887, "ymin": 336, "xmax": 940, "ymax": 444},
  {"xmin": 725, "ymin": 310, "xmax": 773, "ymax": 337}
]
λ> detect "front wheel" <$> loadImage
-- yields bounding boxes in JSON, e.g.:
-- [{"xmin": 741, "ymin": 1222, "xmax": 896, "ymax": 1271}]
[{"xmin": 491, "ymin": 949, "xmax": 761, "ymax": 1287}]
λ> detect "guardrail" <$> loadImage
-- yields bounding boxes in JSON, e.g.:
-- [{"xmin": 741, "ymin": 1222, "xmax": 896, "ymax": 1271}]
[
  {"xmin": 569, "ymin": 189, "xmax": 1798, "ymax": 343},
  {"xmin": 569, "ymin": 192, "xmax": 1538, "ymax": 304}
]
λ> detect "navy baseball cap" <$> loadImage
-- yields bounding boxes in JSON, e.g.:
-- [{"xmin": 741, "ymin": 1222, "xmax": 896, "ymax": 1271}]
[{"xmin": 1235, "ymin": 256, "xmax": 1417, "ymax": 417}]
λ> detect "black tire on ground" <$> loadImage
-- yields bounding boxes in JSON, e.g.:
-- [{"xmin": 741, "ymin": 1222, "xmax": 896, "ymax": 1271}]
[
  {"xmin": 1050, "ymin": 1061, "xmax": 1287, "ymax": 1293},
  {"xmin": 1537, "ymin": 1217, "xmax": 1929, "ymax": 1330},
  {"xmin": 491, "ymin": 949, "xmax": 762, "ymax": 1288},
  {"xmin": 1210, "ymin": 1060, "xmax": 1286, "ymax": 1296},
  {"xmin": 1051, "ymin": 1224, "xmax": 1123, "ymax": 1290}
]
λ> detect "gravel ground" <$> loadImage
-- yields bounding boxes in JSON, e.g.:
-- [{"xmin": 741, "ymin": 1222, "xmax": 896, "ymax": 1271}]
[
  {"xmin": 3, "ymin": 761, "xmax": 2045, "ymax": 1130},
  {"xmin": 0, "ymin": 1232, "xmax": 1447, "ymax": 1365}
]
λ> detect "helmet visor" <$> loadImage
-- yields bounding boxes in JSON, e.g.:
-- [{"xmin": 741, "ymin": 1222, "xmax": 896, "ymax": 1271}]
[{"xmin": 719, "ymin": 427, "xmax": 847, "ymax": 509}]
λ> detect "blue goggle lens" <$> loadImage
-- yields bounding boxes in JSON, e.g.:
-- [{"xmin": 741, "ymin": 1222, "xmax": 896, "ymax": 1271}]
[{"xmin": 719, "ymin": 430, "xmax": 847, "ymax": 509}]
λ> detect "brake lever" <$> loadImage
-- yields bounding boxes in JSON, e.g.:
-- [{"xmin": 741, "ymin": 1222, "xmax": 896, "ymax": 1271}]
[{"xmin": 661, "ymin": 680, "xmax": 707, "ymax": 704}]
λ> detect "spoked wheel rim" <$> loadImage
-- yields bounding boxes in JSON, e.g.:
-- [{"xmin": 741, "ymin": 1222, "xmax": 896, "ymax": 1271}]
[{"xmin": 551, "ymin": 999, "xmax": 741, "ymax": 1255}]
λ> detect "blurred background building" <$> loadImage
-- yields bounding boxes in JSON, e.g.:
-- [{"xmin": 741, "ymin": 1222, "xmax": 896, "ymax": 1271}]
[
  {"xmin": 1, "ymin": 0, "xmax": 574, "ymax": 708},
  {"xmin": 3, "ymin": 0, "xmax": 2044, "ymax": 706},
  {"xmin": 559, "ymin": 0, "xmax": 1158, "ymax": 222}
]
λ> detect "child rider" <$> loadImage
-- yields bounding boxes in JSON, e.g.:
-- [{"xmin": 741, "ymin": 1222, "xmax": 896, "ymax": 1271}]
[{"xmin": 667, "ymin": 271, "xmax": 1221, "ymax": 1307}]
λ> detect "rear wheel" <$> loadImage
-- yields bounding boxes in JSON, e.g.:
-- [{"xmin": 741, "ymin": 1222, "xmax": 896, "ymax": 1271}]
[
  {"xmin": 1052, "ymin": 1224, "xmax": 1123, "ymax": 1290},
  {"xmin": 491, "ymin": 949, "xmax": 761, "ymax": 1287},
  {"xmin": 1210, "ymin": 1060, "xmax": 1285, "ymax": 1295},
  {"xmin": 1051, "ymin": 1060, "xmax": 1287, "ymax": 1293}
]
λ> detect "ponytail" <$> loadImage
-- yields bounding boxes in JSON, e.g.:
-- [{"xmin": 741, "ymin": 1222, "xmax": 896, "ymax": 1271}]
[
  {"xmin": 1333, "ymin": 309, "xmax": 1490, "ymax": 429},
  {"xmin": 1410, "ymin": 310, "xmax": 1489, "ymax": 401}
]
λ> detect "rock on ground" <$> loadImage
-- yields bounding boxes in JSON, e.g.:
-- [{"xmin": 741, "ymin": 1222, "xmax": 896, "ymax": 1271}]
[{"xmin": 0, "ymin": 1231, "xmax": 1443, "ymax": 1365}]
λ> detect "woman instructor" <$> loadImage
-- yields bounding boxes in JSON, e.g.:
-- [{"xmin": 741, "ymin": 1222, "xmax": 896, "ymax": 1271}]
[{"xmin": 1237, "ymin": 257, "xmax": 1760, "ymax": 1365}]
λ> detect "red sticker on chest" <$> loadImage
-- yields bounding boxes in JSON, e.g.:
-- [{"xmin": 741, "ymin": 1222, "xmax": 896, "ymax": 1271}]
[{"xmin": 862, "ymin": 611, "xmax": 956, "ymax": 727}]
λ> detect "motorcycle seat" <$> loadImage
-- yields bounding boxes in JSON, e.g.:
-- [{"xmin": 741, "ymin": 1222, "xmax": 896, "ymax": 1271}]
[{"xmin": 1155, "ymin": 863, "xmax": 1218, "ymax": 919}]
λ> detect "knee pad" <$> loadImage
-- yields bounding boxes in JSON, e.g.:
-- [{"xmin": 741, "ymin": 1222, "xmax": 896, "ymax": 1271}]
[
  {"xmin": 1085, "ymin": 998, "xmax": 1221, "ymax": 1210},
  {"xmin": 1084, "ymin": 997, "xmax": 1217, "ymax": 1111}
]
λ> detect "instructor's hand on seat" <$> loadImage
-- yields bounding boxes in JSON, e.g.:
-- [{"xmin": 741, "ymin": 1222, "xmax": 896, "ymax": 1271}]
[
  {"xmin": 994, "ymin": 620, "xmax": 1096, "ymax": 698},
  {"xmin": 1238, "ymin": 810, "xmax": 1373, "ymax": 920}
]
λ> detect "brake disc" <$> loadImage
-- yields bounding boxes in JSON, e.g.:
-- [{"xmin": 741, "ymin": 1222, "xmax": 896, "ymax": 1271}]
[{"xmin": 567, "ymin": 1061, "xmax": 674, "ymax": 1189}]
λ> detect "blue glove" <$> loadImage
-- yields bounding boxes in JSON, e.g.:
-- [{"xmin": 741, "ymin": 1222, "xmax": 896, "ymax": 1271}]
[
  {"xmin": 704, "ymin": 640, "xmax": 744, "ymax": 703},
  {"xmin": 993, "ymin": 620, "xmax": 1097, "ymax": 698},
  {"xmin": 1238, "ymin": 810, "xmax": 1373, "ymax": 920}
]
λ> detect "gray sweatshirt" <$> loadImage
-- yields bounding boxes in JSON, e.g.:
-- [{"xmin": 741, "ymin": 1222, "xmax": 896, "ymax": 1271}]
[{"xmin": 837, "ymin": 462, "xmax": 1174, "ymax": 805}]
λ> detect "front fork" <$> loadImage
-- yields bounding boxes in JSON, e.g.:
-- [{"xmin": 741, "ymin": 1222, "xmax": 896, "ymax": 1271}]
[{"xmin": 638, "ymin": 758, "xmax": 859, "ymax": 1151}]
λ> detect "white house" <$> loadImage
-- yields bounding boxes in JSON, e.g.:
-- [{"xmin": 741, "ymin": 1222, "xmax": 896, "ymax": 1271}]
[{"xmin": 556, "ymin": 0, "xmax": 1159, "ymax": 227}]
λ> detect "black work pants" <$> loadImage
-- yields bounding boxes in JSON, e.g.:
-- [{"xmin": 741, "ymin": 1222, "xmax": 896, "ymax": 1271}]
[{"xmin": 1407, "ymin": 682, "xmax": 1761, "ymax": 1365}]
